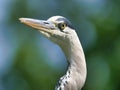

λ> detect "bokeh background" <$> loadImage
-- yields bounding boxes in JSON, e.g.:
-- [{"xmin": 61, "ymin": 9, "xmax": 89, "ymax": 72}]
[{"xmin": 0, "ymin": 0, "xmax": 120, "ymax": 90}]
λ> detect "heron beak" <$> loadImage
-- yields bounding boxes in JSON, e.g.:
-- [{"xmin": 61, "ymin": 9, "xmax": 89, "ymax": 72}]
[{"xmin": 19, "ymin": 18, "xmax": 56, "ymax": 37}]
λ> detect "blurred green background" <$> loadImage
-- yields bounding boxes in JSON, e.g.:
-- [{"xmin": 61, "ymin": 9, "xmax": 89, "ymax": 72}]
[{"xmin": 0, "ymin": 0, "xmax": 120, "ymax": 90}]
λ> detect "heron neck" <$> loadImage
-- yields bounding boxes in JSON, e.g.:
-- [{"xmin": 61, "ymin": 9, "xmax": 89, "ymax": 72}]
[{"xmin": 61, "ymin": 34, "xmax": 87, "ymax": 88}]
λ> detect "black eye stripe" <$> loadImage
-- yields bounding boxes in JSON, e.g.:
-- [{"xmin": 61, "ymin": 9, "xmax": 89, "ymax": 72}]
[{"xmin": 56, "ymin": 18, "xmax": 74, "ymax": 29}]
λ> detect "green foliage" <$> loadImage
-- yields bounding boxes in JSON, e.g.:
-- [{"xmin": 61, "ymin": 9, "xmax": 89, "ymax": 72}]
[{"xmin": 1, "ymin": 0, "xmax": 120, "ymax": 90}]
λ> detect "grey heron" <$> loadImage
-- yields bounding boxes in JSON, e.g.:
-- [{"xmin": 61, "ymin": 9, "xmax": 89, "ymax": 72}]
[{"xmin": 19, "ymin": 16, "xmax": 87, "ymax": 90}]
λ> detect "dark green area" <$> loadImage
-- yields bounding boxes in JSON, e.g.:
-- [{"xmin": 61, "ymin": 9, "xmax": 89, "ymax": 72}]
[{"xmin": 1, "ymin": 0, "xmax": 120, "ymax": 90}]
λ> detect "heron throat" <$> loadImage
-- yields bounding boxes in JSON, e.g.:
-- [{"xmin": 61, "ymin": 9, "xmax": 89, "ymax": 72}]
[{"xmin": 55, "ymin": 32, "xmax": 87, "ymax": 90}]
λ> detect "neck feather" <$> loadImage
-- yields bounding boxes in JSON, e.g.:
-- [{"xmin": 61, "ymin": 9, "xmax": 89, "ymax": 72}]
[{"xmin": 60, "ymin": 32, "xmax": 87, "ymax": 89}]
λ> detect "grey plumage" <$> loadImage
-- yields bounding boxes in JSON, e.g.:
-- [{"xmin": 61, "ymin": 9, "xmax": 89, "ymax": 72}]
[{"xmin": 19, "ymin": 16, "xmax": 87, "ymax": 90}]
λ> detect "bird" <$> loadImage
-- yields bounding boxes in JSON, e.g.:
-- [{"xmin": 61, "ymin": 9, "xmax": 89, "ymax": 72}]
[{"xmin": 19, "ymin": 16, "xmax": 87, "ymax": 90}]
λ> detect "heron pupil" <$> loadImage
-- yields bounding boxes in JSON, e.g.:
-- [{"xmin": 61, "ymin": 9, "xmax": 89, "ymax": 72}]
[{"xmin": 62, "ymin": 24, "xmax": 65, "ymax": 28}]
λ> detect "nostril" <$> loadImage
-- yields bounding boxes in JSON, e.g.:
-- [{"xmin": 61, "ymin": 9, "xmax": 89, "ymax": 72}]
[{"xmin": 43, "ymin": 22, "xmax": 49, "ymax": 24}]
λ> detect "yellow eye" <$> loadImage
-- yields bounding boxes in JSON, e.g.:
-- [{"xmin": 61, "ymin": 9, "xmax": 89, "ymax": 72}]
[
  {"xmin": 58, "ymin": 23, "xmax": 66, "ymax": 30},
  {"xmin": 61, "ymin": 23, "xmax": 66, "ymax": 29}
]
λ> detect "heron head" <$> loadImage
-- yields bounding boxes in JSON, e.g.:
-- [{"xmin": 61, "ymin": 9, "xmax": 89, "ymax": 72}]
[{"xmin": 19, "ymin": 16, "xmax": 76, "ymax": 46}]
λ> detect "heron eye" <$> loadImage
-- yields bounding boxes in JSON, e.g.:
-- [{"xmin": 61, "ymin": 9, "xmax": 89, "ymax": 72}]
[{"xmin": 58, "ymin": 23, "xmax": 67, "ymax": 31}]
